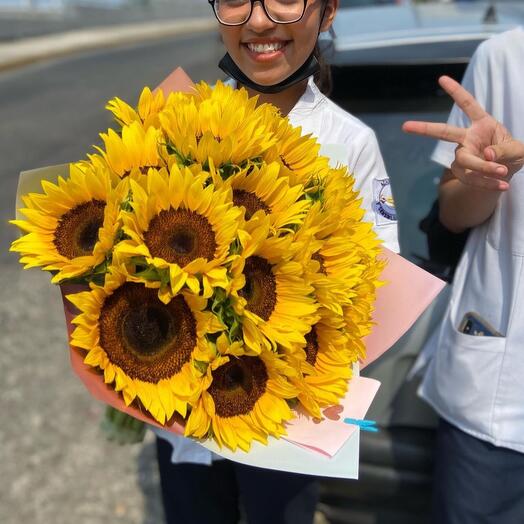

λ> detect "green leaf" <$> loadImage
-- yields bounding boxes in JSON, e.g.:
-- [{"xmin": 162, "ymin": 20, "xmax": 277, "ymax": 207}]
[
  {"xmin": 218, "ymin": 163, "xmax": 239, "ymax": 181},
  {"xmin": 228, "ymin": 238, "xmax": 242, "ymax": 256},
  {"xmin": 135, "ymin": 265, "xmax": 162, "ymax": 282},
  {"xmin": 209, "ymin": 289, "xmax": 244, "ymax": 343},
  {"xmin": 120, "ymin": 189, "xmax": 134, "ymax": 212},
  {"xmin": 194, "ymin": 360, "xmax": 208, "ymax": 375},
  {"xmin": 165, "ymin": 142, "xmax": 193, "ymax": 167}
]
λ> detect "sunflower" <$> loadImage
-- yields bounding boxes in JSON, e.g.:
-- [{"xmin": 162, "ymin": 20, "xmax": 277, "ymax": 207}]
[
  {"xmin": 10, "ymin": 162, "xmax": 124, "ymax": 283},
  {"xmin": 264, "ymin": 118, "xmax": 330, "ymax": 187},
  {"xmin": 294, "ymin": 160, "xmax": 384, "ymax": 312},
  {"xmin": 114, "ymin": 165, "xmax": 242, "ymax": 302},
  {"xmin": 321, "ymin": 169, "xmax": 385, "ymax": 327},
  {"xmin": 67, "ymin": 266, "xmax": 223, "ymax": 425},
  {"xmin": 97, "ymin": 121, "xmax": 165, "ymax": 179},
  {"xmin": 343, "ymin": 252, "xmax": 386, "ymax": 362},
  {"xmin": 230, "ymin": 217, "xmax": 319, "ymax": 354},
  {"xmin": 159, "ymin": 81, "xmax": 277, "ymax": 168},
  {"xmin": 303, "ymin": 216, "xmax": 373, "ymax": 315},
  {"xmin": 288, "ymin": 308, "xmax": 358, "ymax": 418},
  {"xmin": 185, "ymin": 334, "xmax": 298, "ymax": 451},
  {"xmin": 106, "ymin": 86, "xmax": 167, "ymax": 130},
  {"xmin": 218, "ymin": 161, "xmax": 310, "ymax": 234}
]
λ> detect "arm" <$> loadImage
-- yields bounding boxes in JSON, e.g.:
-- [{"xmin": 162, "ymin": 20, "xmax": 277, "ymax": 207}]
[
  {"xmin": 403, "ymin": 76, "xmax": 524, "ymax": 233},
  {"xmin": 438, "ymin": 168, "xmax": 502, "ymax": 233}
]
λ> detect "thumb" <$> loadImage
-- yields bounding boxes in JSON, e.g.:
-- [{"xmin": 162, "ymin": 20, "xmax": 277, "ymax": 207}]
[{"xmin": 485, "ymin": 140, "xmax": 524, "ymax": 164}]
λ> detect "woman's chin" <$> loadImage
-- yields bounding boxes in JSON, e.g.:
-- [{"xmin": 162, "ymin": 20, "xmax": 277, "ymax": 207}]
[{"xmin": 243, "ymin": 68, "xmax": 294, "ymax": 88}]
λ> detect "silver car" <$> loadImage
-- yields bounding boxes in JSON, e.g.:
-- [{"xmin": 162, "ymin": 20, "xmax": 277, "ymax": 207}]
[{"xmin": 332, "ymin": 0, "xmax": 524, "ymax": 66}]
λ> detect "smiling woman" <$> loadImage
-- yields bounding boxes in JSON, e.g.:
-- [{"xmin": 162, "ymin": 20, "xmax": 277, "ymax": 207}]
[
  {"xmin": 216, "ymin": 0, "xmax": 334, "ymax": 99},
  {"xmin": 153, "ymin": 1, "xmax": 399, "ymax": 523}
]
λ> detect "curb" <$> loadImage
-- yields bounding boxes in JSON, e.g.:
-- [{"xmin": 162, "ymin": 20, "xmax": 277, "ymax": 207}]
[{"xmin": 0, "ymin": 17, "xmax": 217, "ymax": 72}]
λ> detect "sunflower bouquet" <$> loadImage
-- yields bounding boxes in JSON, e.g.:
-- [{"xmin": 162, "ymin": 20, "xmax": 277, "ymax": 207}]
[{"xmin": 11, "ymin": 78, "xmax": 385, "ymax": 453}]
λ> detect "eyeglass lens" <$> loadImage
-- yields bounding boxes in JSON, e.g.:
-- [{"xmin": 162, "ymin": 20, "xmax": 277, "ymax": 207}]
[{"xmin": 214, "ymin": 0, "xmax": 305, "ymax": 25}]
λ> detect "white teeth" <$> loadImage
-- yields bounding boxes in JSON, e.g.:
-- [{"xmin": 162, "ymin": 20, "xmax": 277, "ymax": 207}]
[{"xmin": 247, "ymin": 42, "xmax": 285, "ymax": 54}]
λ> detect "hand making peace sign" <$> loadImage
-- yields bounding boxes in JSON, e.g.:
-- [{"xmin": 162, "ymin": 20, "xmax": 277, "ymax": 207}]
[{"xmin": 402, "ymin": 76, "xmax": 524, "ymax": 192}]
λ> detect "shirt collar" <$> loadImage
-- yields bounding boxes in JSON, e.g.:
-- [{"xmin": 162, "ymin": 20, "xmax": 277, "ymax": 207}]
[{"xmin": 223, "ymin": 76, "xmax": 325, "ymax": 116}]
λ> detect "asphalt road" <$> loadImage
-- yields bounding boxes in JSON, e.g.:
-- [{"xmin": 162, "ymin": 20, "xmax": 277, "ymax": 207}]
[
  {"xmin": 0, "ymin": 1, "xmax": 212, "ymax": 42},
  {"xmin": 1, "ymin": 32, "xmax": 223, "ymax": 524}
]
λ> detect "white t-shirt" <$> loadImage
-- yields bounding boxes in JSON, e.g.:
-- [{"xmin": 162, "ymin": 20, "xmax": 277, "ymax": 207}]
[
  {"xmin": 156, "ymin": 76, "xmax": 399, "ymax": 464},
  {"xmin": 419, "ymin": 27, "xmax": 524, "ymax": 453}
]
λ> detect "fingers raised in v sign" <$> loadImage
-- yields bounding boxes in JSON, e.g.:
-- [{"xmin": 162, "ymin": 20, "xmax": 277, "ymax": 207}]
[
  {"xmin": 438, "ymin": 75, "xmax": 488, "ymax": 122},
  {"xmin": 401, "ymin": 120, "xmax": 467, "ymax": 144},
  {"xmin": 402, "ymin": 75, "xmax": 489, "ymax": 144}
]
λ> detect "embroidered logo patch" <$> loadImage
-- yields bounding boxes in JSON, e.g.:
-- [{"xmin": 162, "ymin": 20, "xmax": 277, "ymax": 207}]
[{"xmin": 373, "ymin": 178, "xmax": 397, "ymax": 225}]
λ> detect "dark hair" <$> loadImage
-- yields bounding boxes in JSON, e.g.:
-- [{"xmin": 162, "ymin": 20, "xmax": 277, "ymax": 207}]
[
  {"xmin": 313, "ymin": 43, "xmax": 332, "ymax": 96},
  {"xmin": 313, "ymin": 0, "xmax": 333, "ymax": 96}
]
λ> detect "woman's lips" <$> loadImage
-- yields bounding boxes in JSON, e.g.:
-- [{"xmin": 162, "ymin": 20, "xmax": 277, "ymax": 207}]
[{"xmin": 242, "ymin": 41, "xmax": 290, "ymax": 62}]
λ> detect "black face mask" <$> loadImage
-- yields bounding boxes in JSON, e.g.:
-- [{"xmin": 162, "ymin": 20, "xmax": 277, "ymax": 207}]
[{"xmin": 218, "ymin": 51, "xmax": 320, "ymax": 94}]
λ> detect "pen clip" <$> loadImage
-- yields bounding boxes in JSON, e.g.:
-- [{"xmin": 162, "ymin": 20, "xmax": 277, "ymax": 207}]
[{"xmin": 343, "ymin": 418, "xmax": 379, "ymax": 433}]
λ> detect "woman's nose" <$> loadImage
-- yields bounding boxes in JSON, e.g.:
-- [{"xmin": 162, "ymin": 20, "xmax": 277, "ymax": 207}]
[{"xmin": 246, "ymin": 1, "xmax": 277, "ymax": 31}]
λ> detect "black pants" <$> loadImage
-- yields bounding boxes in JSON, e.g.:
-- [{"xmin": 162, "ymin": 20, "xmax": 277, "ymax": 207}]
[
  {"xmin": 432, "ymin": 418, "xmax": 524, "ymax": 524},
  {"xmin": 156, "ymin": 437, "xmax": 319, "ymax": 524}
]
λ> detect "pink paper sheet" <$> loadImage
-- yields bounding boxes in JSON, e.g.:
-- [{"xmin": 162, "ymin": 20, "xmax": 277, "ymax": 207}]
[
  {"xmin": 284, "ymin": 376, "xmax": 380, "ymax": 457},
  {"xmin": 361, "ymin": 247, "xmax": 445, "ymax": 369},
  {"xmin": 155, "ymin": 67, "xmax": 195, "ymax": 96}
]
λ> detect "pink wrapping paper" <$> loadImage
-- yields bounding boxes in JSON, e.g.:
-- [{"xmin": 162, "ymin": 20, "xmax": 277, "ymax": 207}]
[
  {"xmin": 155, "ymin": 67, "xmax": 194, "ymax": 96},
  {"xmin": 361, "ymin": 247, "xmax": 445, "ymax": 368}
]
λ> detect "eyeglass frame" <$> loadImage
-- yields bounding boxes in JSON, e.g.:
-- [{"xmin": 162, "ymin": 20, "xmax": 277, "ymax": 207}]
[{"xmin": 208, "ymin": 0, "xmax": 309, "ymax": 26}]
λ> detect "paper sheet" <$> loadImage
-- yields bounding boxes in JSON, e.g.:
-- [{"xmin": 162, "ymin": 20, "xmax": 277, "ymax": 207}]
[{"xmin": 284, "ymin": 376, "xmax": 380, "ymax": 457}]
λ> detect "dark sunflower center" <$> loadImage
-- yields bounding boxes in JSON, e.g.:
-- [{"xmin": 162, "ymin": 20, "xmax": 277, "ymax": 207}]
[
  {"xmin": 144, "ymin": 209, "xmax": 217, "ymax": 267},
  {"xmin": 312, "ymin": 253, "xmax": 327, "ymax": 275},
  {"xmin": 305, "ymin": 328, "xmax": 319, "ymax": 366},
  {"xmin": 171, "ymin": 230, "xmax": 194, "ymax": 255},
  {"xmin": 99, "ymin": 283, "xmax": 196, "ymax": 383},
  {"xmin": 123, "ymin": 306, "xmax": 173, "ymax": 356},
  {"xmin": 239, "ymin": 256, "xmax": 276, "ymax": 321},
  {"xmin": 233, "ymin": 189, "xmax": 270, "ymax": 220},
  {"xmin": 54, "ymin": 200, "xmax": 105, "ymax": 259},
  {"xmin": 208, "ymin": 357, "xmax": 268, "ymax": 418}
]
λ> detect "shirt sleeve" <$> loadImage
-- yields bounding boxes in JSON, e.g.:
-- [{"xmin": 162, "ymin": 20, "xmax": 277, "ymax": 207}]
[
  {"xmin": 431, "ymin": 41, "xmax": 490, "ymax": 169},
  {"xmin": 350, "ymin": 127, "xmax": 400, "ymax": 253}
]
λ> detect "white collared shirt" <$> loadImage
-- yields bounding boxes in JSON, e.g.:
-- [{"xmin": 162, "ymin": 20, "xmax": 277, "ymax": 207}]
[
  {"xmin": 419, "ymin": 28, "xmax": 524, "ymax": 453},
  {"xmin": 155, "ymin": 75, "xmax": 399, "ymax": 463}
]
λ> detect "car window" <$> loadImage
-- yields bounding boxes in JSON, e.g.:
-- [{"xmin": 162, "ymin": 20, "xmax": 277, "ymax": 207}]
[{"xmin": 332, "ymin": 67, "xmax": 458, "ymax": 261}]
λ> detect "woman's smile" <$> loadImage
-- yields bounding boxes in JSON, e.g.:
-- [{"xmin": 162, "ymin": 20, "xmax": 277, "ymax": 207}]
[{"xmin": 242, "ymin": 38, "xmax": 291, "ymax": 63}]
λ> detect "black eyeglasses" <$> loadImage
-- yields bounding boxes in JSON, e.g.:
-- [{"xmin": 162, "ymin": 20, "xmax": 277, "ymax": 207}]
[{"xmin": 208, "ymin": 0, "xmax": 309, "ymax": 26}]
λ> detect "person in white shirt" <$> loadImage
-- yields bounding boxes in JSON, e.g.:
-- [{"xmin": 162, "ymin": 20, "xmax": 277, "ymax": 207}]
[
  {"xmin": 154, "ymin": 1, "xmax": 399, "ymax": 523},
  {"xmin": 403, "ymin": 28, "xmax": 524, "ymax": 523}
]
